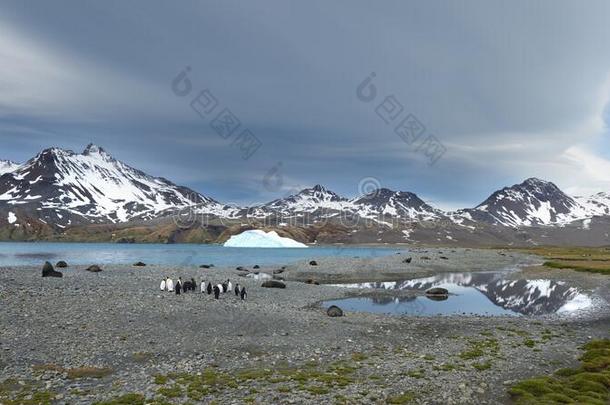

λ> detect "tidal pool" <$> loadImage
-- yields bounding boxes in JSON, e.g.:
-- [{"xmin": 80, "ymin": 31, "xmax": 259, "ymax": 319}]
[{"xmin": 324, "ymin": 272, "xmax": 593, "ymax": 317}]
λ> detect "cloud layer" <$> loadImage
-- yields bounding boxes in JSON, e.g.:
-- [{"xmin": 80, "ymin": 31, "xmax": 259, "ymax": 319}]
[{"xmin": 1, "ymin": 0, "xmax": 610, "ymax": 208}]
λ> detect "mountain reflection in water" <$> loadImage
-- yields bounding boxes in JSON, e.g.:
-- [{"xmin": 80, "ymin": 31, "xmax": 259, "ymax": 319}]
[{"xmin": 329, "ymin": 273, "xmax": 592, "ymax": 316}]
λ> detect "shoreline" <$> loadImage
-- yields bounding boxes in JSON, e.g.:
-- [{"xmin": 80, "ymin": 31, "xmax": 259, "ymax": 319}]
[{"xmin": 1, "ymin": 248, "xmax": 608, "ymax": 404}]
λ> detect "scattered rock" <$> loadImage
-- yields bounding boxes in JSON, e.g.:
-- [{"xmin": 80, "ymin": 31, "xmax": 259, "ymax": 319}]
[
  {"xmin": 326, "ymin": 305, "xmax": 343, "ymax": 317},
  {"xmin": 273, "ymin": 269, "xmax": 285, "ymax": 274},
  {"xmin": 439, "ymin": 256, "xmax": 449, "ymax": 260},
  {"xmin": 421, "ymin": 256, "xmax": 431, "ymax": 260},
  {"xmin": 305, "ymin": 279, "xmax": 320, "ymax": 285},
  {"xmin": 309, "ymin": 260, "xmax": 318, "ymax": 266},
  {"xmin": 200, "ymin": 264, "xmax": 211, "ymax": 269},
  {"xmin": 42, "ymin": 262, "xmax": 62, "ymax": 278},
  {"xmin": 236, "ymin": 266, "xmax": 245, "ymax": 271},
  {"xmin": 402, "ymin": 257, "xmax": 412, "ymax": 264},
  {"xmin": 133, "ymin": 262, "xmax": 146, "ymax": 267},
  {"xmin": 426, "ymin": 287, "xmax": 449, "ymax": 296},
  {"xmin": 55, "ymin": 261, "xmax": 68, "ymax": 268},
  {"xmin": 261, "ymin": 280, "xmax": 286, "ymax": 289},
  {"xmin": 86, "ymin": 265, "xmax": 102, "ymax": 273}
]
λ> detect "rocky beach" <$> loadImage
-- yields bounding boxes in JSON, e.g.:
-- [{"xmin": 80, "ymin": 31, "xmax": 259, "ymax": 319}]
[{"xmin": 1, "ymin": 248, "xmax": 609, "ymax": 404}]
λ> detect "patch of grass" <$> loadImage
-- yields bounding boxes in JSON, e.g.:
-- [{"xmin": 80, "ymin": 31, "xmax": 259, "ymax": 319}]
[
  {"xmin": 93, "ymin": 393, "xmax": 146, "ymax": 405},
  {"xmin": 523, "ymin": 338, "xmax": 537, "ymax": 348},
  {"xmin": 351, "ymin": 352, "xmax": 368, "ymax": 362},
  {"xmin": 518, "ymin": 246, "xmax": 610, "ymax": 275},
  {"xmin": 509, "ymin": 339, "xmax": 610, "ymax": 404},
  {"xmin": 235, "ymin": 368, "xmax": 273, "ymax": 381},
  {"xmin": 153, "ymin": 374, "xmax": 168, "ymax": 385},
  {"xmin": 0, "ymin": 380, "xmax": 57, "ymax": 405},
  {"xmin": 157, "ymin": 384, "xmax": 183, "ymax": 398},
  {"xmin": 459, "ymin": 338, "xmax": 500, "ymax": 360},
  {"xmin": 305, "ymin": 385, "xmax": 330, "ymax": 395},
  {"xmin": 434, "ymin": 363, "xmax": 458, "ymax": 372},
  {"xmin": 543, "ymin": 260, "xmax": 610, "ymax": 275},
  {"xmin": 386, "ymin": 392, "xmax": 415, "ymax": 404},
  {"xmin": 404, "ymin": 370, "xmax": 425, "ymax": 379},
  {"xmin": 66, "ymin": 367, "xmax": 113, "ymax": 379},
  {"xmin": 472, "ymin": 361, "xmax": 492, "ymax": 371}
]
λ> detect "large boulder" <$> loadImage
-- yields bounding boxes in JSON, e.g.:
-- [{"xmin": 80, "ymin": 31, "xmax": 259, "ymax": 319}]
[
  {"xmin": 309, "ymin": 260, "xmax": 318, "ymax": 266},
  {"xmin": 425, "ymin": 287, "xmax": 449, "ymax": 297},
  {"xmin": 56, "ymin": 261, "xmax": 68, "ymax": 268},
  {"xmin": 86, "ymin": 265, "xmax": 102, "ymax": 273},
  {"xmin": 326, "ymin": 305, "xmax": 343, "ymax": 317},
  {"xmin": 261, "ymin": 280, "xmax": 286, "ymax": 289},
  {"xmin": 42, "ymin": 261, "xmax": 62, "ymax": 278}
]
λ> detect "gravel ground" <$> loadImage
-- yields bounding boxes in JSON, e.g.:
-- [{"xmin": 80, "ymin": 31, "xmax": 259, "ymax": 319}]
[{"xmin": 0, "ymin": 247, "xmax": 609, "ymax": 404}]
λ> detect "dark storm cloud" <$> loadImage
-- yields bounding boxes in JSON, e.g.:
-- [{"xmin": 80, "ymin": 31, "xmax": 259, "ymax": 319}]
[{"xmin": 1, "ymin": 0, "xmax": 610, "ymax": 208}]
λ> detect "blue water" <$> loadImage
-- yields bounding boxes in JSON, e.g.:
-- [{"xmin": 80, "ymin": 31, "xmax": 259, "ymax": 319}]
[
  {"xmin": 323, "ymin": 285, "xmax": 521, "ymax": 317},
  {"xmin": 0, "ymin": 242, "xmax": 399, "ymax": 267}
]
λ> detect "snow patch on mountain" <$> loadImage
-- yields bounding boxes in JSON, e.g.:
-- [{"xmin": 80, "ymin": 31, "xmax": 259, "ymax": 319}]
[{"xmin": 0, "ymin": 160, "xmax": 19, "ymax": 176}]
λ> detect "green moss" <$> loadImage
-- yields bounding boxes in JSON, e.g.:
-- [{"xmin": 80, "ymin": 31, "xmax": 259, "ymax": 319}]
[
  {"xmin": 93, "ymin": 393, "xmax": 146, "ymax": 405},
  {"xmin": 459, "ymin": 338, "xmax": 499, "ymax": 360},
  {"xmin": 351, "ymin": 352, "xmax": 368, "ymax": 362},
  {"xmin": 235, "ymin": 368, "xmax": 273, "ymax": 380},
  {"xmin": 386, "ymin": 392, "xmax": 415, "ymax": 404},
  {"xmin": 543, "ymin": 260, "xmax": 610, "ymax": 275},
  {"xmin": 157, "ymin": 384, "xmax": 183, "ymax": 398},
  {"xmin": 404, "ymin": 370, "xmax": 425, "ymax": 379},
  {"xmin": 472, "ymin": 361, "xmax": 492, "ymax": 371},
  {"xmin": 305, "ymin": 385, "xmax": 330, "ymax": 395},
  {"xmin": 523, "ymin": 339, "xmax": 537, "ymax": 348},
  {"xmin": 509, "ymin": 339, "xmax": 610, "ymax": 404},
  {"xmin": 153, "ymin": 374, "xmax": 168, "ymax": 385}
]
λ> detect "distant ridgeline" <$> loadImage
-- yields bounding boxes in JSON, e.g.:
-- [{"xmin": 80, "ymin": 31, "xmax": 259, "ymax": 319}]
[{"xmin": 1, "ymin": 145, "xmax": 610, "ymax": 246}]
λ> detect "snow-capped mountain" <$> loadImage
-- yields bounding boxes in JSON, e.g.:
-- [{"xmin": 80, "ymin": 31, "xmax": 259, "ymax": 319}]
[
  {"xmin": 2, "ymin": 144, "xmax": 610, "ymax": 243},
  {"xmin": 350, "ymin": 188, "xmax": 444, "ymax": 222},
  {"xmin": 0, "ymin": 160, "xmax": 19, "ymax": 176},
  {"xmin": 0, "ymin": 144, "xmax": 227, "ymax": 227},
  {"xmin": 250, "ymin": 186, "xmax": 443, "ymax": 225},
  {"xmin": 462, "ymin": 178, "xmax": 585, "ymax": 227},
  {"xmin": 574, "ymin": 192, "xmax": 610, "ymax": 217},
  {"xmin": 255, "ymin": 185, "xmax": 348, "ymax": 216}
]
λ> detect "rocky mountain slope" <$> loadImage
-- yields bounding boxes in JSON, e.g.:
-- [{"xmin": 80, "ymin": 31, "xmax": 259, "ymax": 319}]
[
  {"xmin": 1, "ymin": 145, "xmax": 610, "ymax": 245},
  {"xmin": 0, "ymin": 144, "xmax": 227, "ymax": 229}
]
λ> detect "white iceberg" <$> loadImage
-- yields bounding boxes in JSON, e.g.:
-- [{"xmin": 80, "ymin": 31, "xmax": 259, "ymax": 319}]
[{"xmin": 223, "ymin": 230, "xmax": 308, "ymax": 248}]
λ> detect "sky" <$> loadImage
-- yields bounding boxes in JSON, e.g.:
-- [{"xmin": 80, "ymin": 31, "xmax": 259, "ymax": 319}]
[{"xmin": 1, "ymin": 0, "xmax": 610, "ymax": 210}]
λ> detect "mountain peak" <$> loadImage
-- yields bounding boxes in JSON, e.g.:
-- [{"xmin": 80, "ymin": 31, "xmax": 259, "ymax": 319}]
[
  {"xmin": 83, "ymin": 143, "xmax": 107, "ymax": 156},
  {"xmin": 521, "ymin": 177, "xmax": 553, "ymax": 188}
]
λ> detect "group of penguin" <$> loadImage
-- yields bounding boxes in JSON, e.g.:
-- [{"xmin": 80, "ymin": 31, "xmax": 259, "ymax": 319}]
[{"xmin": 160, "ymin": 277, "xmax": 247, "ymax": 300}]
